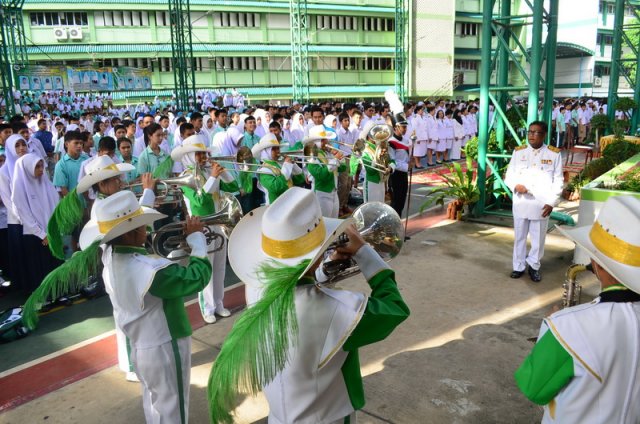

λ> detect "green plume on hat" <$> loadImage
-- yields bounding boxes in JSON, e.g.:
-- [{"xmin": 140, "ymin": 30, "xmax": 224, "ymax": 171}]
[
  {"xmin": 207, "ymin": 259, "xmax": 311, "ymax": 424},
  {"xmin": 152, "ymin": 156, "xmax": 174, "ymax": 179},
  {"xmin": 22, "ymin": 240, "xmax": 101, "ymax": 329},
  {"xmin": 46, "ymin": 188, "xmax": 84, "ymax": 259}
]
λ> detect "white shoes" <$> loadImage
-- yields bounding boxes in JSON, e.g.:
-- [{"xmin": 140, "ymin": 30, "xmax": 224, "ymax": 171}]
[
  {"xmin": 126, "ymin": 371, "xmax": 139, "ymax": 382},
  {"xmin": 202, "ymin": 314, "xmax": 217, "ymax": 324},
  {"xmin": 215, "ymin": 307, "xmax": 231, "ymax": 318}
]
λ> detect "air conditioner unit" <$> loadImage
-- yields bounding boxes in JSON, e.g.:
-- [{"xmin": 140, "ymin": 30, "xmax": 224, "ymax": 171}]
[
  {"xmin": 593, "ymin": 76, "xmax": 602, "ymax": 87},
  {"xmin": 68, "ymin": 27, "xmax": 83, "ymax": 40},
  {"xmin": 53, "ymin": 27, "xmax": 67, "ymax": 40}
]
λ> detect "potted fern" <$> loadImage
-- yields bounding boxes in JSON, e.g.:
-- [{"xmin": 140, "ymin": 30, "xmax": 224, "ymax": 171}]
[{"xmin": 419, "ymin": 155, "xmax": 480, "ymax": 220}]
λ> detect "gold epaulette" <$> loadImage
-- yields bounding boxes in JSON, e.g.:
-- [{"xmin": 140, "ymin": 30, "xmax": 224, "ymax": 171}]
[
  {"xmin": 514, "ymin": 144, "xmax": 527, "ymax": 151},
  {"xmin": 547, "ymin": 145, "xmax": 561, "ymax": 153}
]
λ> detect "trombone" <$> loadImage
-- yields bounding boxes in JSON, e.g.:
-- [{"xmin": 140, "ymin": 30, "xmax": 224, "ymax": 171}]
[
  {"xmin": 209, "ymin": 147, "xmax": 281, "ymax": 176},
  {"xmin": 126, "ymin": 173, "xmax": 200, "ymax": 201}
]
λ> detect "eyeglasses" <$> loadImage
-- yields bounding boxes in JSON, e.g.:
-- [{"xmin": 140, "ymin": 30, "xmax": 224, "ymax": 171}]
[{"xmin": 527, "ymin": 130, "xmax": 544, "ymax": 136}]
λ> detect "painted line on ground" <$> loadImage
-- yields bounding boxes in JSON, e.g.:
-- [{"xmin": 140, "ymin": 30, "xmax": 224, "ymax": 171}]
[{"xmin": 0, "ymin": 212, "xmax": 447, "ymax": 413}]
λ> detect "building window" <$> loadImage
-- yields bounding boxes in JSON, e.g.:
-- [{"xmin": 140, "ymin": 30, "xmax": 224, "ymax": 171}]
[
  {"xmin": 456, "ymin": 22, "xmax": 478, "ymax": 37},
  {"xmin": 595, "ymin": 64, "xmax": 611, "ymax": 77},
  {"xmin": 597, "ymin": 33, "xmax": 614, "ymax": 45},
  {"xmin": 215, "ymin": 57, "xmax": 261, "ymax": 71},
  {"xmin": 267, "ymin": 57, "xmax": 291, "ymax": 71},
  {"xmin": 338, "ymin": 57, "xmax": 358, "ymax": 70},
  {"xmin": 315, "ymin": 15, "xmax": 358, "ymax": 30},
  {"xmin": 454, "ymin": 60, "xmax": 479, "ymax": 70},
  {"xmin": 30, "ymin": 12, "xmax": 88, "ymax": 27},
  {"xmin": 607, "ymin": 3, "xmax": 615, "ymax": 13},
  {"xmin": 363, "ymin": 17, "xmax": 394, "ymax": 32},
  {"xmin": 362, "ymin": 57, "xmax": 393, "ymax": 71},
  {"xmin": 213, "ymin": 12, "xmax": 260, "ymax": 28},
  {"xmin": 95, "ymin": 11, "xmax": 149, "ymax": 27}
]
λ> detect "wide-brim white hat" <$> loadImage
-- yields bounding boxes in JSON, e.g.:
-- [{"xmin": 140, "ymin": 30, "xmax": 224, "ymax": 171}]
[
  {"xmin": 79, "ymin": 191, "xmax": 166, "ymax": 250},
  {"xmin": 251, "ymin": 134, "xmax": 283, "ymax": 158},
  {"xmin": 303, "ymin": 125, "xmax": 337, "ymax": 142},
  {"xmin": 556, "ymin": 195, "xmax": 640, "ymax": 293},
  {"xmin": 228, "ymin": 187, "xmax": 354, "ymax": 287},
  {"xmin": 171, "ymin": 134, "xmax": 208, "ymax": 161},
  {"xmin": 76, "ymin": 156, "xmax": 135, "ymax": 194}
]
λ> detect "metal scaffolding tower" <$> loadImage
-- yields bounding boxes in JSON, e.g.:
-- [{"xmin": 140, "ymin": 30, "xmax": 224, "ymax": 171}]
[
  {"xmin": 476, "ymin": 0, "xmax": 572, "ymax": 224},
  {"xmin": 607, "ymin": 0, "xmax": 640, "ymax": 131},
  {"xmin": 290, "ymin": 0, "xmax": 310, "ymax": 104},
  {"xmin": 0, "ymin": 0, "xmax": 27, "ymax": 117},
  {"xmin": 169, "ymin": 0, "xmax": 196, "ymax": 111},
  {"xmin": 394, "ymin": 0, "xmax": 409, "ymax": 101}
]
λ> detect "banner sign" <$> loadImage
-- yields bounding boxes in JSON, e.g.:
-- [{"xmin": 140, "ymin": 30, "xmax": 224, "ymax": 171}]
[
  {"xmin": 18, "ymin": 66, "xmax": 65, "ymax": 91},
  {"xmin": 17, "ymin": 65, "xmax": 152, "ymax": 92}
]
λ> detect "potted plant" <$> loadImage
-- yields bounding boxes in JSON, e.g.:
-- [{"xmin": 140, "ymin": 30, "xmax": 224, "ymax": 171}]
[{"xmin": 419, "ymin": 155, "xmax": 480, "ymax": 220}]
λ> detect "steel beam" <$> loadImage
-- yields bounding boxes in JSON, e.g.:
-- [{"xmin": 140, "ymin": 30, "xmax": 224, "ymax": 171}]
[
  {"xmin": 169, "ymin": 0, "xmax": 196, "ymax": 111},
  {"xmin": 394, "ymin": 0, "xmax": 409, "ymax": 101},
  {"xmin": 542, "ymin": 0, "xmax": 558, "ymax": 134},
  {"xmin": 527, "ymin": 0, "xmax": 544, "ymax": 126},
  {"xmin": 607, "ymin": 0, "xmax": 626, "ymax": 125},
  {"xmin": 290, "ymin": 0, "xmax": 310, "ymax": 104},
  {"xmin": 476, "ymin": 0, "xmax": 495, "ymax": 215},
  {"xmin": 0, "ymin": 0, "xmax": 27, "ymax": 118}
]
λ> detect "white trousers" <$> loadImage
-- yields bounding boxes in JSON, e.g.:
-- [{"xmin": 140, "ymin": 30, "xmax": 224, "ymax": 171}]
[
  {"xmin": 316, "ymin": 190, "xmax": 339, "ymax": 218},
  {"xmin": 116, "ymin": 326, "xmax": 133, "ymax": 373},
  {"xmin": 364, "ymin": 179, "xmax": 385, "ymax": 204},
  {"xmin": 198, "ymin": 229, "xmax": 226, "ymax": 316},
  {"xmin": 513, "ymin": 217, "xmax": 549, "ymax": 272},
  {"xmin": 132, "ymin": 337, "xmax": 191, "ymax": 424}
]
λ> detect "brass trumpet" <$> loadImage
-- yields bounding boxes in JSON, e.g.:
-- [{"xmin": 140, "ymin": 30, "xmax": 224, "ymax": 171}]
[
  {"xmin": 126, "ymin": 173, "xmax": 200, "ymax": 201},
  {"xmin": 151, "ymin": 192, "xmax": 243, "ymax": 260},
  {"xmin": 208, "ymin": 147, "xmax": 280, "ymax": 176}
]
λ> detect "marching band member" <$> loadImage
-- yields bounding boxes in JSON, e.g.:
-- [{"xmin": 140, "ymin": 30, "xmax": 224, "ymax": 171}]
[
  {"xmin": 304, "ymin": 125, "xmax": 346, "ymax": 218},
  {"xmin": 48, "ymin": 156, "xmax": 156, "ymax": 382},
  {"xmin": 208, "ymin": 187, "xmax": 410, "ymax": 423},
  {"xmin": 388, "ymin": 117, "xmax": 411, "ymax": 217},
  {"xmin": 170, "ymin": 135, "xmax": 238, "ymax": 324},
  {"xmin": 252, "ymin": 134, "xmax": 304, "ymax": 205},
  {"xmin": 354, "ymin": 122, "xmax": 395, "ymax": 204},
  {"xmin": 83, "ymin": 191, "xmax": 211, "ymax": 423},
  {"xmin": 516, "ymin": 196, "xmax": 640, "ymax": 423}
]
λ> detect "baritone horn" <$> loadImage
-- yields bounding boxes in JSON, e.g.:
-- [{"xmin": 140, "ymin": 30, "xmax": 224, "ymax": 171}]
[
  {"xmin": 319, "ymin": 201, "xmax": 404, "ymax": 284},
  {"xmin": 151, "ymin": 192, "xmax": 243, "ymax": 260},
  {"xmin": 562, "ymin": 263, "xmax": 593, "ymax": 308}
]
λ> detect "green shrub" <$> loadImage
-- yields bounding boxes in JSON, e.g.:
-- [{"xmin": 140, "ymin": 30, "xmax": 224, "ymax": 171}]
[
  {"xmin": 614, "ymin": 167, "xmax": 640, "ymax": 192},
  {"xmin": 602, "ymin": 140, "xmax": 640, "ymax": 165},
  {"xmin": 581, "ymin": 157, "xmax": 615, "ymax": 180},
  {"xmin": 464, "ymin": 131, "xmax": 499, "ymax": 160}
]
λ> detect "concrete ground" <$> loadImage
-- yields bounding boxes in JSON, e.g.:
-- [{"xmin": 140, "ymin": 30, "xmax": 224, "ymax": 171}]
[{"xmin": 0, "ymin": 208, "xmax": 599, "ymax": 424}]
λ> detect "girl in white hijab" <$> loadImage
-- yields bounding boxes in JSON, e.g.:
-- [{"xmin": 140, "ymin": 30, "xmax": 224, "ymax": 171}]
[
  {"xmin": 289, "ymin": 112, "xmax": 305, "ymax": 143},
  {"xmin": 0, "ymin": 135, "xmax": 29, "ymax": 292},
  {"xmin": 253, "ymin": 109, "xmax": 271, "ymax": 138},
  {"xmin": 11, "ymin": 153, "xmax": 62, "ymax": 294}
]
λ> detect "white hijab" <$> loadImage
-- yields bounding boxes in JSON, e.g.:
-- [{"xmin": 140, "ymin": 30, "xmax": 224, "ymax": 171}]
[
  {"xmin": 11, "ymin": 153, "xmax": 59, "ymax": 232},
  {"xmin": 290, "ymin": 113, "xmax": 305, "ymax": 143},
  {"xmin": 2, "ymin": 134, "xmax": 26, "ymax": 182}
]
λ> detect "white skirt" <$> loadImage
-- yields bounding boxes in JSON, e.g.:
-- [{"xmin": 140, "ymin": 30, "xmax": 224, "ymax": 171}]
[
  {"xmin": 435, "ymin": 138, "xmax": 447, "ymax": 152},
  {"xmin": 446, "ymin": 138, "xmax": 453, "ymax": 149},
  {"xmin": 413, "ymin": 139, "xmax": 427, "ymax": 157},
  {"xmin": 426, "ymin": 139, "xmax": 437, "ymax": 150},
  {"xmin": 450, "ymin": 139, "xmax": 462, "ymax": 160}
]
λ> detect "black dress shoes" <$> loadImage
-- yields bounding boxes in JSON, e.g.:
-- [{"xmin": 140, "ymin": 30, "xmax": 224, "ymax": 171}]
[
  {"xmin": 528, "ymin": 267, "xmax": 542, "ymax": 282},
  {"xmin": 510, "ymin": 270, "xmax": 525, "ymax": 278}
]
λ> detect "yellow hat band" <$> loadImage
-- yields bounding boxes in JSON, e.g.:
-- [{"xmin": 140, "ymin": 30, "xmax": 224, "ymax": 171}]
[
  {"xmin": 189, "ymin": 143, "xmax": 207, "ymax": 150},
  {"xmin": 589, "ymin": 220, "xmax": 640, "ymax": 267},
  {"xmin": 104, "ymin": 163, "xmax": 120, "ymax": 172},
  {"xmin": 98, "ymin": 208, "xmax": 144, "ymax": 234},
  {"xmin": 261, "ymin": 219, "xmax": 326, "ymax": 259}
]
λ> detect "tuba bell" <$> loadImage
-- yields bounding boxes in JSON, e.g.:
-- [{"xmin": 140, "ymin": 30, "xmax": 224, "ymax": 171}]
[
  {"xmin": 151, "ymin": 192, "xmax": 243, "ymax": 260},
  {"xmin": 319, "ymin": 201, "xmax": 404, "ymax": 284}
]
